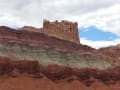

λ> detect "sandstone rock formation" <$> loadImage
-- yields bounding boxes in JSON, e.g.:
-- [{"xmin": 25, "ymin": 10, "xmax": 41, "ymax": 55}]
[
  {"xmin": 98, "ymin": 45, "xmax": 120, "ymax": 61},
  {"xmin": 0, "ymin": 23, "xmax": 119, "ymax": 90},
  {"xmin": 22, "ymin": 20, "xmax": 80, "ymax": 44},
  {"xmin": 0, "ymin": 26, "xmax": 117, "ymax": 69},
  {"xmin": 0, "ymin": 57, "xmax": 119, "ymax": 90}
]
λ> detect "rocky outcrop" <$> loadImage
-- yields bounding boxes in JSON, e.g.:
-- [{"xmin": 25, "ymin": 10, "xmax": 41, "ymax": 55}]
[
  {"xmin": 98, "ymin": 45, "xmax": 120, "ymax": 61},
  {"xmin": 0, "ymin": 57, "xmax": 119, "ymax": 82},
  {"xmin": 0, "ymin": 26, "xmax": 117, "ymax": 69},
  {"xmin": 0, "ymin": 26, "xmax": 120, "ymax": 90},
  {"xmin": 0, "ymin": 26, "xmax": 92, "ymax": 53},
  {"xmin": 0, "ymin": 56, "xmax": 40, "ymax": 75},
  {"xmin": 0, "ymin": 57, "xmax": 119, "ymax": 90},
  {"xmin": 0, "ymin": 57, "xmax": 12, "ymax": 75},
  {"xmin": 22, "ymin": 20, "xmax": 80, "ymax": 44}
]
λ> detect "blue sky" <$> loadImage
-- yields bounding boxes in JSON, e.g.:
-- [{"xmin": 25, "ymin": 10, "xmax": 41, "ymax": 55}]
[
  {"xmin": 78, "ymin": 26, "xmax": 120, "ymax": 48},
  {"xmin": 79, "ymin": 26, "xmax": 119, "ymax": 41}
]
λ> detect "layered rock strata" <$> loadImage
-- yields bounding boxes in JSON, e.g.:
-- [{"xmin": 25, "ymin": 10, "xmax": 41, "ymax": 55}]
[
  {"xmin": 0, "ymin": 26, "xmax": 119, "ymax": 90},
  {"xmin": 0, "ymin": 26, "xmax": 117, "ymax": 69},
  {"xmin": 0, "ymin": 57, "xmax": 119, "ymax": 90}
]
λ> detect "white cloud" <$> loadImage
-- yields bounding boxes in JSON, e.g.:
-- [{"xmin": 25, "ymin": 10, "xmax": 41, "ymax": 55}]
[
  {"xmin": 0, "ymin": 0, "xmax": 120, "ymax": 28},
  {"xmin": 80, "ymin": 38, "xmax": 120, "ymax": 49},
  {"xmin": 76, "ymin": 4, "xmax": 120, "ymax": 36}
]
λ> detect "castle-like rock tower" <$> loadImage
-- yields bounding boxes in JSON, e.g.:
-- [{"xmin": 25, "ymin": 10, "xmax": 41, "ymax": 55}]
[
  {"xmin": 22, "ymin": 20, "xmax": 80, "ymax": 44},
  {"xmin": 40, "ymin": 20, "xmax": 80, "ymax": 44}
]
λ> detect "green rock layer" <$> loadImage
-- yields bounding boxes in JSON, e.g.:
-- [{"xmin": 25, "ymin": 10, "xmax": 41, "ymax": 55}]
[{"xmin": 0, "ymin": 42, "xmax": 115, "ymax": 70}]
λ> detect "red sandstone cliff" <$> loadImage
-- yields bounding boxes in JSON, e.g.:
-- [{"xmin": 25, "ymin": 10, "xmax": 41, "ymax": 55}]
[
  {"xmin": 98, "ymin": 45, "xmax": 120, "ymax": 62},
  {"xmin": 0, "ymin": 26, "xmax": 91, "ymax": 52},
  {"xmin": 21, "ymin": 20, "xmax": 80, "ymax": 44},
  {"xmin": 0, "ymin": 26, "xmax": 119, "ymax": 90},
  {"xmin": 0, "ymin": 56, "xmax": 119, "ymax": 90}
]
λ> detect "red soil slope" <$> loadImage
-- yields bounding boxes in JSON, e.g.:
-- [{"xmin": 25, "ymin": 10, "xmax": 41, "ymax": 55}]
[{"xmin": 0, "ymin": 56, "xmax": 119, "ymax": 90}]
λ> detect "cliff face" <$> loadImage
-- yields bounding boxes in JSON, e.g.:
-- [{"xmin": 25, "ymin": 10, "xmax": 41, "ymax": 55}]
[
  {"xmin": 98, "ymin": 45, "xmax": 120, "ymax": 61},
  {"xmin": 42, "ymin": 20, "xmax": 80, "ymax": 44},
  {"xmin": 0, "ymin": 26, "xmax": 119, "ymax": 90},
  {"xmin": 0, "ymin": 26, "xmax": 117, "ymax": 69},
  {"xmin": 0, "ymin": 57, "xmax": 119, "ymax": 90},
  {"xmin": 22, "ymin": 20, "xmax": 80, "ymax": 44}
]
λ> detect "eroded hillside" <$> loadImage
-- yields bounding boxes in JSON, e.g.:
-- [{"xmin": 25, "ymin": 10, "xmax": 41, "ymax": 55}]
[
  {"xmin": 0, "ymin": 26, "xmax": 117, "ymax": 69},
  {"xmin": 0, "ymin": 26, "xmax": 119, "ymax": 90}
]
